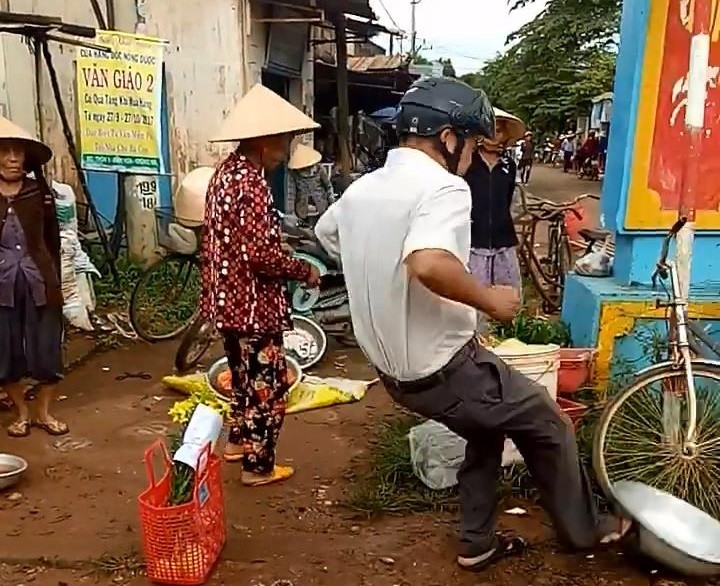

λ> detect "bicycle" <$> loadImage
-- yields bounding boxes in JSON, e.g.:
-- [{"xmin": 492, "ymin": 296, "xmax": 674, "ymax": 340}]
[
  {"xmin": 514, "ymin": 185, "xmax": 599, "ymax": 313},
  {"xmin": 593, "ymin": 218, "xmax": 720, "ymax": 520},
  {"xmin": 128, "ymin": 208, "xmax": 201, "ymax": 342}
]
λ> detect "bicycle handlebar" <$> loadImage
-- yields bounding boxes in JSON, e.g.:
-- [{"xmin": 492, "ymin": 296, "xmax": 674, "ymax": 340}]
[
  {"xmin": 657, "ymin": 217, "xmax": 688, "ymax": 266},
  {"xmin": 652, "ymin": 216, "xmax": 688, "ymax": 285},
  {"xmin": 518, "ymin": 187, "xmax": 599, "ymax": 221}
]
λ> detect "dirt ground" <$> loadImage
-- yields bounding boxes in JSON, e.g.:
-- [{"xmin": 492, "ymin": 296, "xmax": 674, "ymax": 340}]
[{"xmin": 0, "ymin": 168, "xmax": 707, "ymax": 585}]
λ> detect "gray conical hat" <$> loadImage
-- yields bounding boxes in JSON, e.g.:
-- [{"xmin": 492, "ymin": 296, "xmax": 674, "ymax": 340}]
[
  {"xmin": 210, "ymin": 84, "xmax": 320, "ymax": 143},
  {"xmin": 0, "ymin": 116, "xmax": 52, "ymax": 166}
]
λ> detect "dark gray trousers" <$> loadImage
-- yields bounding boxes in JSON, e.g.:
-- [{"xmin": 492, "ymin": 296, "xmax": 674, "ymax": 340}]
[{"xmin": 383, "ymin": 340, "xmax": 599, "ymax": 556}]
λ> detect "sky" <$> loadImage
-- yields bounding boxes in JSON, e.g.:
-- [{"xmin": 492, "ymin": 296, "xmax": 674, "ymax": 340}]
[{"xmin": 368, "ymin": 0, "xmax": 547, "ymax": 75}]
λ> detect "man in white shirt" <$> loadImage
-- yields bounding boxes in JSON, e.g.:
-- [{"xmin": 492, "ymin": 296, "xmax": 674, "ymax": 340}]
[
  {"xmin": 561, "ymin": 133, "xmax": 576, "ymax": 173},
  {"xmin": 315, "ymin": 78, "xmax": 625, "ymax": 572}
]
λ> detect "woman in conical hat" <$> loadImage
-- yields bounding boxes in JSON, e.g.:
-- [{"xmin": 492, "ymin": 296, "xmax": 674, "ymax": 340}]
[
  {"xmin": 286, "ymin": 142, "xmax": 334, "ymax": 226},
  {"xmin": 200, "ymin": 84, "xmax": 320, "ymax": 486},
  {"xmin": 464, "ymin": 107, "xmax": 526, "ymax": 332},
  {"xmin": 0, "ymin": 116, "xmax": 68, "ymax": 438}
]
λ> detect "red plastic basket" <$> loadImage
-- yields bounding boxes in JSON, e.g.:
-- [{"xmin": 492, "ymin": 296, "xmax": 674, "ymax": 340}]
[{"xmin": 138, "ymin": 440, "xmax": 226, "ymax": 585}]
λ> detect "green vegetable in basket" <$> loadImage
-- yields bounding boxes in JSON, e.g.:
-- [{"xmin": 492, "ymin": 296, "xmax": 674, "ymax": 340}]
[{"xmin": 490, "ymin": 311, "xmax": 570, "ymax": 346}]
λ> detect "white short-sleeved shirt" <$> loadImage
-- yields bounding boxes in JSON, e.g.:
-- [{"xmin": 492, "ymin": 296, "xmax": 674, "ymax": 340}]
[{"xmin": 314, "ymin": 147, "xmax": 476, "ymax": 381}]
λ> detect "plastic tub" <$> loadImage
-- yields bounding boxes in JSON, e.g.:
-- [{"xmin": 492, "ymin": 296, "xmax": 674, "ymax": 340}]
[{"xmin": 558, "ymin": 348, "xmax": 594, "ymax": 395}]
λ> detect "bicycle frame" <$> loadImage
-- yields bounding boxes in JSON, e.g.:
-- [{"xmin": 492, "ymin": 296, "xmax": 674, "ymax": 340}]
[
  {"xmin": 661, "ymin": 260, "xmax": 700, "ymax": 446},
  {"xmin": 645, "ymin": 217, "xmax": 719, "ymax": 449}
]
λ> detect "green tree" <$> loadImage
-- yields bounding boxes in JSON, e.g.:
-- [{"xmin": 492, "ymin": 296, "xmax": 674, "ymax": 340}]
[{"xmin": 462, "ymin": 0, "xmax": 621, "ymax": 131}]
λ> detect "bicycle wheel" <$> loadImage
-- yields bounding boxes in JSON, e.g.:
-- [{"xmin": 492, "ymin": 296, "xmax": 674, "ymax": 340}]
[
  {"xmin": 593, "ymin": 361, "xmax": 720, "ymax": 519},
  {"xmin": 174, "ymin": 316, "xmax": 217, "ymax": 372},
  {"xmin": 521, "ymin": 220, "xmax": 564, "ymax": 312},
  {"xmin": 129, "ymin": 253, "xmax": 201, "ymax": 342}
]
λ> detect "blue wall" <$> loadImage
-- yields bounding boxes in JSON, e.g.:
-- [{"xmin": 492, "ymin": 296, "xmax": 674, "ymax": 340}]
[{"xmin": 601, "ymin": 0, "xmax": 650, "ymax": 234}]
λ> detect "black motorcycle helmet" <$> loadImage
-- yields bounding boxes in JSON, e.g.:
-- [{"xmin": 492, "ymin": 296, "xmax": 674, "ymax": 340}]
[{"xmin": 396, "ymin": 77, "xmax": 495, "ymax": 173}]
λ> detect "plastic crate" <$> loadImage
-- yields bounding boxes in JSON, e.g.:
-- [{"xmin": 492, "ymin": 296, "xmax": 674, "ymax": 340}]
[{"xmin": 138, "ymin": 441, "xmax": 226, "ymax": 585}]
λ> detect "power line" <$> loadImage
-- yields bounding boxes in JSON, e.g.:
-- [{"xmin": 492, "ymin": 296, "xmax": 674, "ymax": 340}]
[{"xmin": 376, "ymin": 0, "xmax": 402, "ymax": 31}]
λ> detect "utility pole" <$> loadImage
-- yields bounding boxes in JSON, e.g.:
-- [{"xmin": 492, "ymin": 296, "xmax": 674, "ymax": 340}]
[
  {"xmin": 329, "ymin": 10, "xmax": 352, "ymax": 188},
  {"xmin": 410, "ymin": 0, "xmax": 420, "ymax": 57},
  {"xmin": 677, "ymin": 0, "xmax": 711, "ymax": 301}
]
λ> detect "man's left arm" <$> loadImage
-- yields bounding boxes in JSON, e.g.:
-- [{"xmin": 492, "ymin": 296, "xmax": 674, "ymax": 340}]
[{"xmin": 315, "ymin": 202, "xmax": 341, "ymax": 260}]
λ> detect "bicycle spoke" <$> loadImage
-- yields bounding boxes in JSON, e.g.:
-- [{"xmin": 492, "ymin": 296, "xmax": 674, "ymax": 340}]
[{"xmin": 599, "ymin": 370, "xmax": 720, "ymax": 519}]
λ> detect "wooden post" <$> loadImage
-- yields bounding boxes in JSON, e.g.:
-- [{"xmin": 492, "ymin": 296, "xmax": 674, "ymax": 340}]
[{"xmin": 329, "ymin": 10, "xmax": 352, "ymax": 187}]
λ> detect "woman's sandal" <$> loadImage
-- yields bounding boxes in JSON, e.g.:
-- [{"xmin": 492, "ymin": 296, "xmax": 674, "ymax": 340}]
[
  {"xmin": 241, "ymin": 465, "xmax": 295, "ymax": 487},
  {"xmin": 7, "ymin": 419, "xmax": 31, "ymax": 438},
  {"xmin": 32, "ymin": 418, "xmax": 70, "ymax": 436}
]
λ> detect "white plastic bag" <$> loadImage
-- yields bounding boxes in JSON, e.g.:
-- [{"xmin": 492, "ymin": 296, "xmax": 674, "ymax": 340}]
[
  {"xmin": 408, "ymin": 420, "xmax": 466, "ymax": 490},
  {"xmin": 574, "ymin": 236, "xmax": 613, "ymax": 277},
  {"xmin": 408, "ymin": 420, "xmax": 524, "ymax": 490}
]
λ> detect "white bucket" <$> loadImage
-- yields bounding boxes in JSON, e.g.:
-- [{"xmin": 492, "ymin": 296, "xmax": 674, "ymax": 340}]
[
  {"xmin": 488, "ymin": 339, "xmax": 561, "ymax": 466},
  {"xmin": 491, "ymin": 341, "xmax": 560, "ymax": 400}
]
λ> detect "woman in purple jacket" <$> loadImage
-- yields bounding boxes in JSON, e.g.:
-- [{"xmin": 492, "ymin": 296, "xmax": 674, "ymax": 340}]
[{"xmin": 0, "ymin": 116, "xmax": 66, "ymax": 438}]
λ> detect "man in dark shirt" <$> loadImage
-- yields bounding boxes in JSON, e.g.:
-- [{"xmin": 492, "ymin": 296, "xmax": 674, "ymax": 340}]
[
  {"xmin": 465, "ymin": 110, "xmax": 523, "ymax": 332},
  {"xmin": 518, "ymin": 131, "xmax": 534, "ymax": 184}
]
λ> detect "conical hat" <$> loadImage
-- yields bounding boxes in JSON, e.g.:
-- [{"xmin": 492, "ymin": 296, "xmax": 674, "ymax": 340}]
[
  {"xmin": 493, "ymin": 108, "xmax": 526, "ymax": 143},
  {"xmin": 173, "ymin": 166, "xmax": 216, "ymax": 227},
  {"xmin": 288, "ymin": 143, "xmax": 322, "ymax": 170},
  {"xmin": 0, "ymin": 116, "xmax": 52, "ymax": 166},
  {"xmin": 210, "ymin": 84, "xmax": 320, "ymax": 143}
]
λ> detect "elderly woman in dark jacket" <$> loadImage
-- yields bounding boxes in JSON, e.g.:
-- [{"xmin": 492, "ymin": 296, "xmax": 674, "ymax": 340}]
[{"xmin": 0, "ymin": 116, "xmax": 66, "ymax": 438}]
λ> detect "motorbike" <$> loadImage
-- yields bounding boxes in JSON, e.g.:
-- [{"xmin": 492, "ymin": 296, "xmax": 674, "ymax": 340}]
[
  {"xmin": 173, "ymin": 221, "xmax": 353, "ymax": 372},
  {"xmin": 174, "ymin": 312, "xmax": 328, "ymax": 374},
  {"xmin": 578, "ymin": 155, "xmax": 601, "ymax": 181},
  {"xmin": 283, "ymin": 223, "xmax": 355, "ymax": 347}
]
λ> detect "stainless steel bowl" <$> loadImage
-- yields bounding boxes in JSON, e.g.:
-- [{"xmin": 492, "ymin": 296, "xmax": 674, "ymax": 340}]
[
  {"xmin": 286, "ymin": 315, "xmax": 327, "ymax": 369},
  {"xmin": 0, "ymin": 453, "xmax": 28, "ymax": 491},
  {"xmin": 613, "ymin": 480, "xmax": 720, "ymax": 577},
  {"xmin": 206, "ymin": 355, "xmax": 302, "ymax": 403}
]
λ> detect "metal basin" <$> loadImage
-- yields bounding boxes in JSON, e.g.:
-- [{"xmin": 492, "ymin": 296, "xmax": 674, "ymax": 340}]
[
  {"xmin": 0, "ymin": 453, "xmax": 28, "ymax": 491},
  {"xmin": 286, "ymin": 315, "xmax": 327, "ymax": 369},
  {"xmin": 613, "ymin": 480, "xmax": 720, "ymax": 577},
  {"xmin": 206, "ymin": 355, "xmax": 302, "ymax": 403}
]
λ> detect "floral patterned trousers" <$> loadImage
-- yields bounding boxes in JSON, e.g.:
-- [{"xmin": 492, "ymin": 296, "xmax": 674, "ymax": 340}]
[{"xmin": 222, "ymin": 331, "xmax": 289, "ymax": 474}]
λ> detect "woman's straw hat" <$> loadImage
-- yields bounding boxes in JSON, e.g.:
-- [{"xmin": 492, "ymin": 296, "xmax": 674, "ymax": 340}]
[
  {"xmin": 173, "ymin": 166, "xmax": 216, "ymax": 227},
  {"xmin": 493, "ymin": 108, "xmax": 526, "ymax": 144},
  {"xmin": 0, "ymin": 116, "xmax": 52, "ymax": 167},
  {"xmin": 210, "ymin": 84, "xmax": 320, "ymax": 143},
  {"xmin": 288, "ymin": 143, "xmax": 322, "ymax": 170}
]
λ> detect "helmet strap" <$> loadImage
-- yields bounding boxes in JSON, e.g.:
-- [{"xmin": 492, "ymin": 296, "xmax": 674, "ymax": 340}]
[{"xmin": 434, "ymin": 131, "xmax": 465, "ymax": 174}]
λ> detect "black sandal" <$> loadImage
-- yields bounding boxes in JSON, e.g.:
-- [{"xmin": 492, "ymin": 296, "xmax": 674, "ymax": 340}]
[{"xmin": 457, "ymin": 532, "xmax": 528, "ymax": 572}]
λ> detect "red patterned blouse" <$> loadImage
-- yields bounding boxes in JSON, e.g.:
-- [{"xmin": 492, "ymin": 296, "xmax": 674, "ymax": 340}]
[{"xmin": 199, "ymin": 151, "xmax": 311, "ymax": 333}]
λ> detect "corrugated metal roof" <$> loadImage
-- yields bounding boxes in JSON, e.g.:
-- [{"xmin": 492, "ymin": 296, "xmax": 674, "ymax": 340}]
[{"xmin": 348, "ymin": 54, "xmax": 408, "ymax": 72}]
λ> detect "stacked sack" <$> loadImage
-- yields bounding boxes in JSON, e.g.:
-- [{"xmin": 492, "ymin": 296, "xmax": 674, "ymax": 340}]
[{"xmin": 53, "ymin": 182, "xmax": 100, "ymax": 331}]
